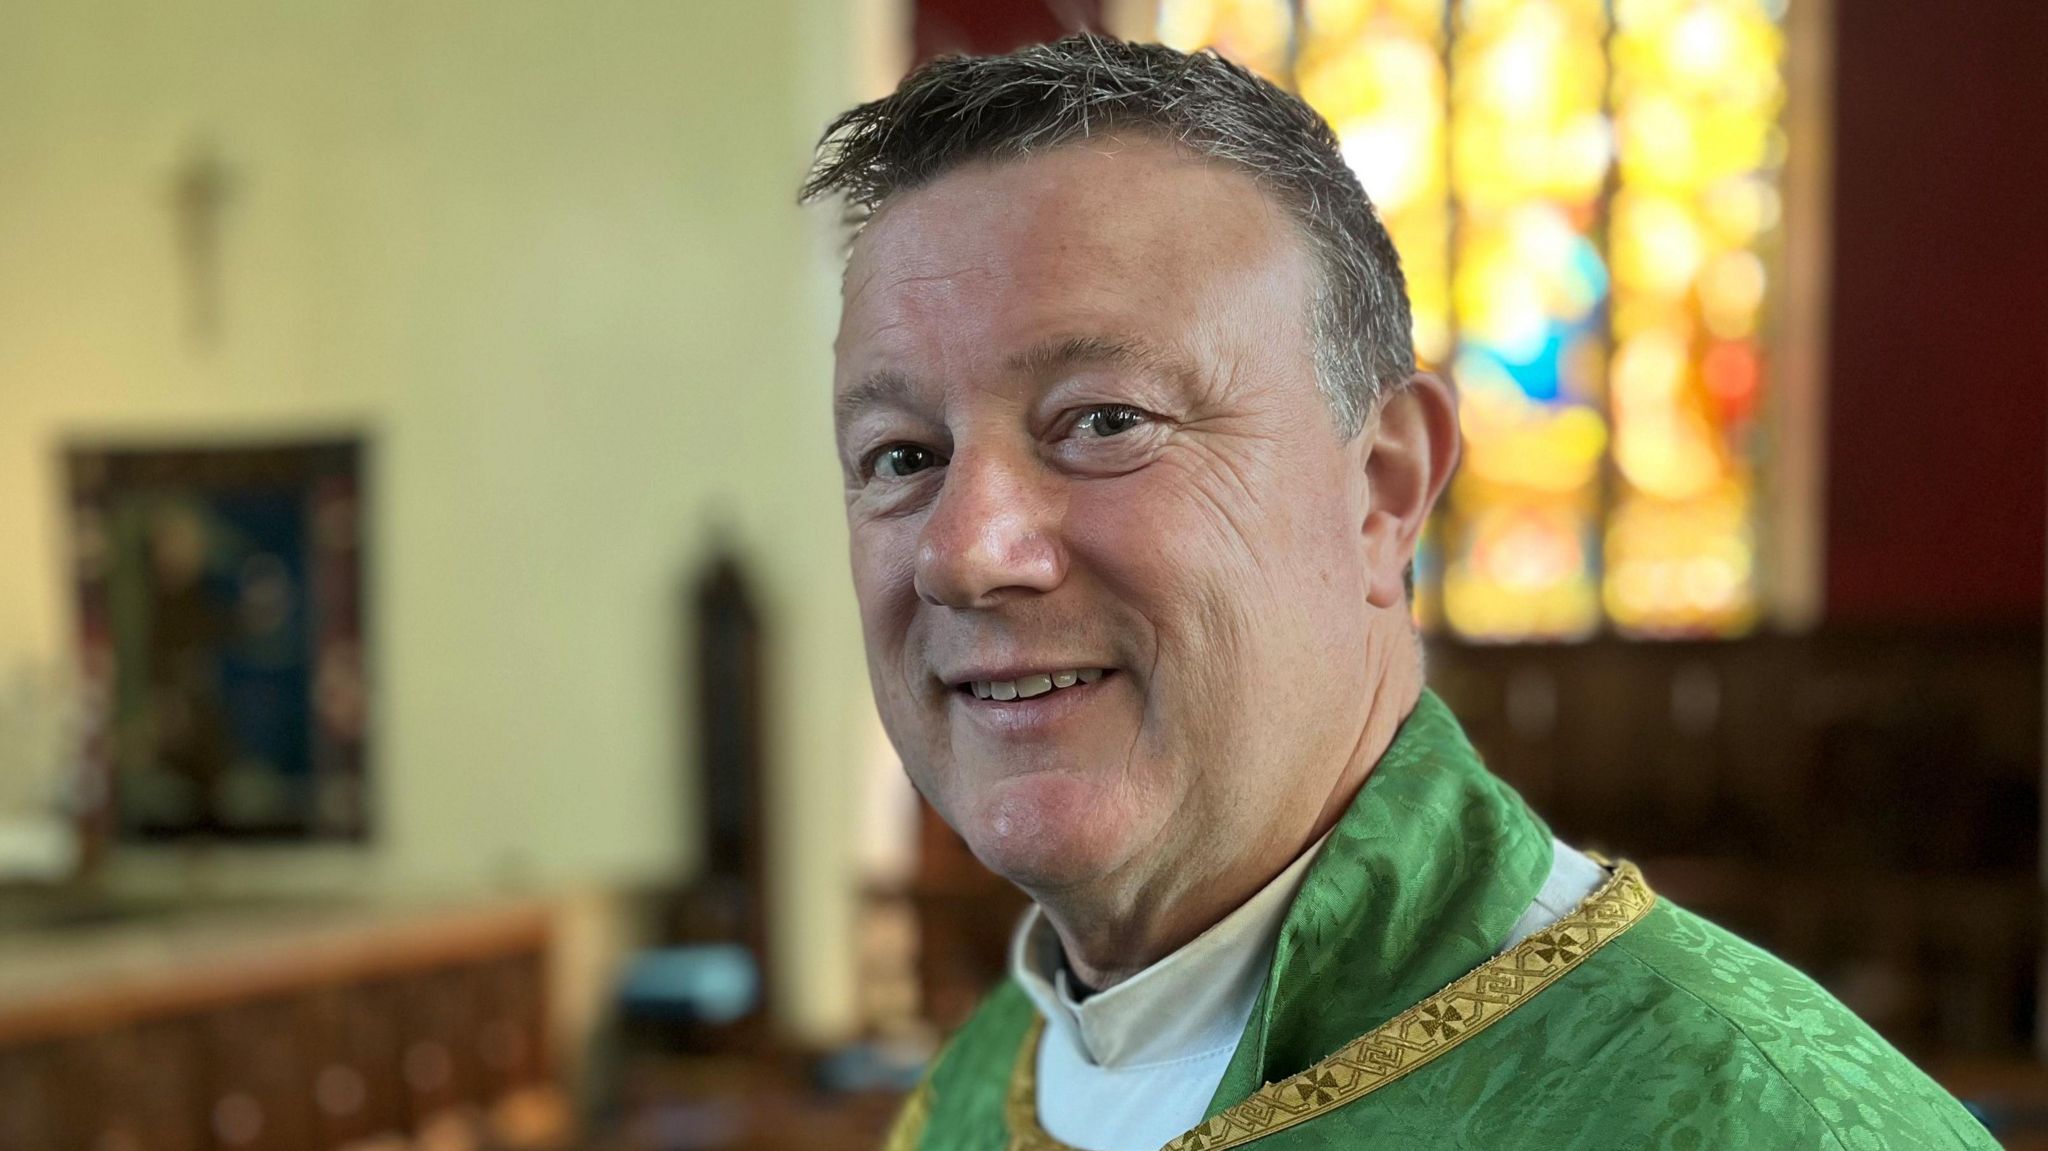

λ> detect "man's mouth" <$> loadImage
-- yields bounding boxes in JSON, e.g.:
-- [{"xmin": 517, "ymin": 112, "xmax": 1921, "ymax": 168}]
[{"xmin": 957, "ymin": 668, "xmax": 1112, "ymax": 701}]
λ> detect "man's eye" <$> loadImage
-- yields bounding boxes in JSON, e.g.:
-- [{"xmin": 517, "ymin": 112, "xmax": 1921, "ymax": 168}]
[
  {"xmin": 870, "ymin": 444, "xmax": 943, "ymax": 479},
  {"xmin": 1076, "ymin": 406, "xmax": 1147, "ymax": 438}
]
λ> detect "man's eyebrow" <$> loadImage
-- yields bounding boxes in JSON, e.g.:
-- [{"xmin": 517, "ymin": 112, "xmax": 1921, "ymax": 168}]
[
  {"xmin": 834, "ymin": 369, "xmax": 918, "ymax": 431},
  {"xmin": 834, "ymin": 335, "xmax": 1191, "ymax": 431},
  {"xmin": 1004, "ymin": 334, "xmax": 1190, "ymax": 381}
]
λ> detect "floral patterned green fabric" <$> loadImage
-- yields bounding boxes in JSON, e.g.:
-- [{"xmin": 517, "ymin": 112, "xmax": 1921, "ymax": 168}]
[{"xmin": 898, "ymin": 692, "xmax": 1997, "ymax": 1150}]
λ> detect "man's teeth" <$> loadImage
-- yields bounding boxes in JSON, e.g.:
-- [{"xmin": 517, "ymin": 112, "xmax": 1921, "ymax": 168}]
[{"xmin": 970, "ymin": 669, "xmax": 1107, "ymax": 700}]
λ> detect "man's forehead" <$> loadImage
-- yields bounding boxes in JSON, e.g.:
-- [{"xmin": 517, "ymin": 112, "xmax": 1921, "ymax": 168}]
[
  {"xmin": 844, "ymin": 137, "xmax": 1295, "ymax": 300},
  {"xmin": 835, "ymin": 138, "xmax": 1310, "ymax": 370}
]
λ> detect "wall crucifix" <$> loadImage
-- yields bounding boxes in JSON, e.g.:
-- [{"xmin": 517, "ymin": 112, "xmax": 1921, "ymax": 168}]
[{"xmin": 170, "ymin": 136, "xmax": 237, "ymax": 347}]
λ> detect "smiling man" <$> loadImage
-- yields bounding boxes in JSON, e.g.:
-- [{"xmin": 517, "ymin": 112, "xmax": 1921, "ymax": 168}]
[{"xmin": 804, "ymin": 34, "xmax": 1992, "ymax": 1151}]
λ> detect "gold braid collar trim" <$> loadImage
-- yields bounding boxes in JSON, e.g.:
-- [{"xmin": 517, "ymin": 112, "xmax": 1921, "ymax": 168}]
[
  {"xmin": 1004, "ymin": 859, "xmax": 1656, "ymax": 1151},
  {"xmin": 882, "ymin": 1077, "xmax": 934, "ymax": 1151}
]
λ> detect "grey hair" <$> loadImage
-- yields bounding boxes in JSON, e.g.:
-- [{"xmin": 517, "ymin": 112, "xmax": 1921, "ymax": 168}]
[{"xmin": 799, "ymin": 33, "xmax": 1417, "ymax": 437}]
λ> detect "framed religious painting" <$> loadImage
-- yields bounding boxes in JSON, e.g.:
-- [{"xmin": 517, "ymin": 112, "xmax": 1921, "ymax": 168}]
[{"xmin": 65, "ymin": 438, "xmax": 369, "ymax": 849}]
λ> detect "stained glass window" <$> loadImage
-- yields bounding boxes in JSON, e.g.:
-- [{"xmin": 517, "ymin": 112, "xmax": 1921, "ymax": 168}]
[
  {"xmin": 1159, "ymin": 0, "xmax": 1298, "ymax": 82},
  {"xmin": 1158, "ymin": 0, "xmax": 1787, "ymax": 641},
  {"xmin": 1606, "ymin": 0, "xmax": 1783, "ymax": 635}
]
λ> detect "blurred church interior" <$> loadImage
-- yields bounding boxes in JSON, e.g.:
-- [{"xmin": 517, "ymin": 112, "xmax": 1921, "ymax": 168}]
[{"xmin": 0, "ymin": 1, "xmax": 2043, "ymax": 1148}]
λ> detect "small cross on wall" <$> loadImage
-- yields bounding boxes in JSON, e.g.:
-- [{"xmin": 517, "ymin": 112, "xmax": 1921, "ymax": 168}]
[{"xmin": 171, "ymin": 136, "xmax": 237, "ymax": 347}]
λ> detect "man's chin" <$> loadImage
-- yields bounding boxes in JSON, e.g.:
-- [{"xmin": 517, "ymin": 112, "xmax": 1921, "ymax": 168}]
[{"xmin": 958, "ymin": 773, "xmax": 1139, "ymax": 894}]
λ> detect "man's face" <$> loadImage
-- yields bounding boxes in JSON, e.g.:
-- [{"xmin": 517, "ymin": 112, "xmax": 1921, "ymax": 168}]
[{"xmin": 834, "ymin": 137, "xmax": 1386, "ymax": 898}]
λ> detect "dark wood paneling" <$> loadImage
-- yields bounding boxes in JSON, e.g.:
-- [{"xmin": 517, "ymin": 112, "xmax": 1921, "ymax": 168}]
[{"xmin": 0, "ymin": 907, "xmax": 557, "ymax": 1151}]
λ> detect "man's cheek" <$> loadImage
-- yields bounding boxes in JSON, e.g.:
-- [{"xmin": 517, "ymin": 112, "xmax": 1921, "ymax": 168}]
[{"xmin": 897, "ymin": 754, "xmax": 953, "ymax": 832}]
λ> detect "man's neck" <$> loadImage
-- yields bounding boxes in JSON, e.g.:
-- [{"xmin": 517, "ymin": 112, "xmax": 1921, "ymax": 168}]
[{"xmin": 1037, "ymin": 642, "xmax": 1424, "ymax": 992}]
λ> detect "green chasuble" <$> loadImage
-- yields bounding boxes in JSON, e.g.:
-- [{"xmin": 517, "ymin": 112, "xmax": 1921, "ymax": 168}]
[{"xmin": 887, "ymin": 691, "xmax": 1996, "ymax": 1151}]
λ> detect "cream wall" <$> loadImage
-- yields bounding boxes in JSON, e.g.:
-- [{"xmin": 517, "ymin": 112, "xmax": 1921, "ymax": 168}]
[{"xmin": 0, "ymin": 1, "xmax": 872, "ymax": 1041}]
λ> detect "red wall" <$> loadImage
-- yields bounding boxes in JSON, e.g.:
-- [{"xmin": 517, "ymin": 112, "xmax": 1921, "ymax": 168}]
[
  {"xmin": 1823, "ymin": 0, "xmax": 2048, "ymax": 627},
  {"xmin": 913, "ymin": 0, "xmax": 1101, "ymax": 61}
]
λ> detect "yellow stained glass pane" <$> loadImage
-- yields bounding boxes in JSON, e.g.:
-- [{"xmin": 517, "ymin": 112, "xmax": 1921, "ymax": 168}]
[
  {"xmin": 1607, "ymin": 0, "xmax": 1783, "ymax": 636},
  {"xmin": 1439, "ymin": 0, "xmax": 1610, "ymax": 641},
  {"xmin": 1299, "ymin": 0, "xmax": 1452, "ymax": 365},
  {"xmin": 1157, "ymin": 0, "xmax": 1297, "ymax": 84}
]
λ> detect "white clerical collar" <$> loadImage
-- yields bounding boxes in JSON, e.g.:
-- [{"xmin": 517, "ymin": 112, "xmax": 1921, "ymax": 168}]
[{"xmin": 1010, "ymin": 831, "xmax": 1332, "ymax": 1070}]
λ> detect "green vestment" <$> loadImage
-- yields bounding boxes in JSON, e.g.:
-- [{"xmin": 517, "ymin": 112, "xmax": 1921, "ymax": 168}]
[{"xmin": 889, "ymin": 692, "xmax": 1996, "ymax": 1150}]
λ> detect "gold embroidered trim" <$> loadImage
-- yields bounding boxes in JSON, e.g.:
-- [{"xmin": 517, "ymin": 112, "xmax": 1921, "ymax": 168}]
[
  {"xmin": 1005, "ymin": 1018, "xmax": 1068, "ymax": 1151},
  {"xmin": 884, "ymin": 1076, "xmax": 934, "ymax": 1151},
  {"xmin": 1005, "ymin": 860, "xmax": 1656, "ymax": 1151}
]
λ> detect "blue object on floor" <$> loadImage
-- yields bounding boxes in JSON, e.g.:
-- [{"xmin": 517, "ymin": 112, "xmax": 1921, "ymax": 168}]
[{"xmin": 617, "ymin": 943, "xmax": 759, "ymax": 1025}]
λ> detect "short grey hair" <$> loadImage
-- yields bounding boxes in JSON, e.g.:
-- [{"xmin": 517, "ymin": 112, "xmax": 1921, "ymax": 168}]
[{"xmin": 799, "ymin": 33, "xmax": 1417, "ymax": 436}]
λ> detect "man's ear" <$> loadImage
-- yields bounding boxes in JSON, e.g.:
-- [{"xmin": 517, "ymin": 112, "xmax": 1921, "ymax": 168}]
[{"xmin": 1361, "ymin": 371, "xmax": 1460, "ymax": 609}]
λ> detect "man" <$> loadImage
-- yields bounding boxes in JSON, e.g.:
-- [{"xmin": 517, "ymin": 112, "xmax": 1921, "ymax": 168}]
[{"xmin": 805, "ymin": 34, "xmax": 1995, "ymax": 1151}]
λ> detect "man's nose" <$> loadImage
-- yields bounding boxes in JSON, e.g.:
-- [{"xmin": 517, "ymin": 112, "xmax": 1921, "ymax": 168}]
[{"xmin": 913, "ymin": 449, "xmax": 1066, "ymax": 608}]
